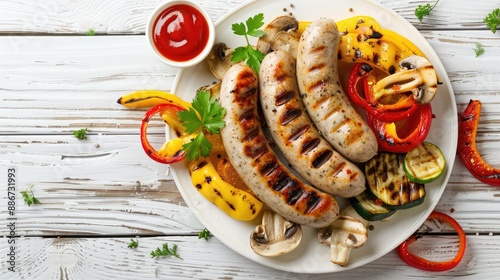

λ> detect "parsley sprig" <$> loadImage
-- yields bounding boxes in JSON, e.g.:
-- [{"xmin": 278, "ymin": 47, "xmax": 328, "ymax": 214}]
[
  {"xmin": 415, "ymin": 0, "xmax": 440, "ymax": 22},
  {"xmin": 484, "ymin": 8, "xmax": 500, "ymax": 34},
  {"xmin": 473, "ymin": 42, "xmax": 485, "ymax": 57},
  {"xmin": 21, "ymin": 186, "xmax": 41, "ymax": 206},
  {"xmin": 231, "ymin": 13, "xmax": 266, "ymax": 74},
  {"xmin": 178, "ymin": 90, "xmax": 226, "ymax": 160},
  {"xmin": 73, "ymin": 127, "xmax": 89, "ymax": 140},
  {"xmin": 150, "ymin": 243, "xmax": 182, "ymax": 259},
  {"xmin": 128, "ymin": 238, "xmax": 139, "ymax": 249},
  {"xmin": 198, "ymin": 228, "xmax": 212, "ymax": 240}
]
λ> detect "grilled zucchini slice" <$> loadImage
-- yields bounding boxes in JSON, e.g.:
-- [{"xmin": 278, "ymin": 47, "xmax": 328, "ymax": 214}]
[
  {"xmin": 404, "ymin": 142, "xmax": 446, "ymax": 184},
  {"xmin": 350, "ymin": 191, "xmax": 397, "ymax": 221},
  {"xmin": 365, "ymin": 153, "xmax": 426, "ymax": 209}
]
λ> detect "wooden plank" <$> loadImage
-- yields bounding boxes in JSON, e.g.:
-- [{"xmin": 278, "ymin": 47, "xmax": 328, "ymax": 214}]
[
  {"xmin": 1, "ymin": 134, "xmax": 500, "ymax": 236},
  {"xmin": 0, "ymin": 235, "xmax": 489, "ymax": 279},
  {"xmin": 0, "ymin": 0, "xmax": 496, "ymax": 34},
  {"xmin": 0, "ymin": 135, "xmax": 203, "ymax": 236},
  {"xmin": 1, "ymin": 30, "xmax": 500, "ymax": 135}
]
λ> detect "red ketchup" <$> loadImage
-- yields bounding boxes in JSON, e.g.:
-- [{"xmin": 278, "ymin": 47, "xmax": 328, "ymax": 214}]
[{"xmin": 152, "ymin": 4, "xmax": 210, "ymax": 62}]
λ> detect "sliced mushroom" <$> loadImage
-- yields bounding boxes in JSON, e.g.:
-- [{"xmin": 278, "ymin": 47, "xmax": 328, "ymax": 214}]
[
  {"xmin": 250, "ymin": 210, "xmax": 302, "ymax": 257},
  {"xmin": 198, "ymin": 82, "xmax": 221, "ymax": 100},
  {"xmin": 270, "ymin": 31, "xmax": 300, "ymax": 59},
  {"xmin": 317, "ymin": 208, "xmax": 368, "ymax": 267},
  {"xmin": 372, "ymin": 55, "xmax": 438, "ymax": 104},
  {"xmin": 256, "ymin": 15, "xmax": 299, "ymax": 55},
  {"xmin": 207, "ymin": 42, "xmax": 237, "ymax": 80}
]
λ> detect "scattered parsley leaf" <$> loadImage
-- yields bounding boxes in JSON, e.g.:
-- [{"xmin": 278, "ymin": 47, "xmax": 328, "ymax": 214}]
[
  {"xmin": 484, "ymin": 8, "xmax": 500, "ymax": 34},
  {"xmin": 415, "ymin": 0, "xmax": 440, "ymax": 22},
  {"xmin": 21, "ymin": 186, "xmax": 41, "ymax": 206},
  {"xmin": 86, "ymin": 28, "xmax": 95, "ymax": 36},
  {"xmin": 150, "ymin": 243, "xmax": 182, "ymax": 259},
  {"xmin": 230, "ymin": 13, "xmax": 266, "ymax": 73},
  {"xmin": 198, "ymin": 228, "xmax": 212, "ymax": 240},
  {"xmin": 128, "ymin": 238, "xmax": 139, "ymax": 249},
  {"xmin": 473, "ymin": 42, "xmax": 485, "ymax": 57},
  {"xmin": 73, "ymin": 127, "xmax": 89, "ymax": 140},
  {"xmin": 177, "ymin": 90, "xmax": 225, "ymax": 160}
]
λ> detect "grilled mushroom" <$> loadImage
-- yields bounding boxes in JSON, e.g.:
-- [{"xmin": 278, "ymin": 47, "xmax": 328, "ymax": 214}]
[
  {"xmin": 270, "ymin": 31, "xmax": 300, "ymax": 59},
  {"xmin": 250, "ymin": 210, "xmax": 302, "ymax": 257},
  {"xmin": 372, "ymin": 55, "xmax": 438, "ymax": 104},
  {"xmin": 207, "ymin": 42, "xmax": 236, "ymax": 80},
  {"xmin": 256, "ymin": 15, "xmax": 299, "ymax": 55},
  {"xmin": 317, "ymin": 206, "xmax": 368, "ymax": 267}
]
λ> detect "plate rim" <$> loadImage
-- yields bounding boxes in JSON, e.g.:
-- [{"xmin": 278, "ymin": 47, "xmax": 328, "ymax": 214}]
[{"xmin": 169, "ymin": 0, "xmax": 458, "ymax": 273}]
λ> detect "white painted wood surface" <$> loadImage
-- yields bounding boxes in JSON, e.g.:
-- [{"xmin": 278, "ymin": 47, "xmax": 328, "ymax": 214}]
[{"xmin": 1, "ymin": 0, "xmax": 500, "ymax": 279}]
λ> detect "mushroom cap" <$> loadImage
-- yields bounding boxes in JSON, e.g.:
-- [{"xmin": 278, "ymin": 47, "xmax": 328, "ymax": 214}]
[
  {"xmin": 372, "ymin": 55, "xmax": 438, "ymax": 105},
  {"xmin": 270, "ymin": 31, "xmax": 299, "ymax": 59},
  {"xmin": 207, "ymin": 42, "xmax": 236, "ymax": 80},
  {"xmin": 399, "ymin": 55, "xmax": 438, "ymax": 104},
  {"xmin": 256, "ymin": 15, "xmax": 298, "ymax": 55},
  {"xmin": 317, "ymin": 215, "xmax": 368, "ymax": 248},
  {"xmin": 250, "ymin": 210, "xmax": 302, "ymax": 257}
]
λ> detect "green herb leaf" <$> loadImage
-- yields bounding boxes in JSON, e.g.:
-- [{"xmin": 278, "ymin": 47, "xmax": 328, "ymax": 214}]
[
  {"xmin": 177, "ymin": 90, "xmax": 225, "ymax": 160},
  {"xmin": 86, "ymin": 28, "xmax": 95, "ymax": 36},
  {"xmin": 177, "ymin": 107, "xmax": 203, "ymax": 134},
  {"xmin": 245, "ymin": 13, "xmax": 265, "ymax": 36},
  {"xmin": 73, "ymin": 128, "xmax": 89, "ymax": 140},
  {"xmin": 415, "ymin": 0, "xmax": 440, "ymax": 22},
  {"xmin": 484, "ymin": 8, "xmax": 500, "ymax": 34},
  {"xmin": 150, "ymin": 243, "xmax": 182, "ymax": 259},
  {"xmin": 182, "ymin": 132, "xmax": 212, "ymax": 161},
  {"xmin": 198, "ymin": 228, "xmax": 212, "ymax": 241},
  {"xmin": 473, "ymin": 42, "xmax": 485, "ymax": 57},
  {"xmin": 128, "ymin": 238, "xmax": 139, "ymax": 249},
  {"xmin": 21, "ymin": 186, "xmax": 41, "ymax": 206},
  {"xmin": 230, "ymin": 13, "xmax": 266, "ymax": 73}
]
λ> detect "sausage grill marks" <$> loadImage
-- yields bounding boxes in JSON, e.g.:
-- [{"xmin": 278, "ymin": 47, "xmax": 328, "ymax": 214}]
[
  {"xmin": 220, "ymin": 63, "xmax": 339, "ymax": 227},
  {"xmin": 259, "ymin": 50, "xmax": 366, "ymax": 198},
  {"xmin": 297, "ymin": 19, "xmax": 378, "ymax": 163}
]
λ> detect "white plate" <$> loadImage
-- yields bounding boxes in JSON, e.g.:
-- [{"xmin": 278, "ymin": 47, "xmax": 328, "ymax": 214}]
[{"xmin": 170, "ymin": 0, "xmax": 457, "ymax": 273}]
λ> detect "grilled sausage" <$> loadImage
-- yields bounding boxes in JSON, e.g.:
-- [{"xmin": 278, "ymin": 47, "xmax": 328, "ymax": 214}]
[
  {"xmin": 296, "ymin": 18, "xmax": 378, "ymax": 162},
  {"xmin": 259, "ymin": 50, "xmax": 365, "ymax": 198},
  {"xmin": 220, "ymin": 63, "xmax": 340, "ymax": 227}
]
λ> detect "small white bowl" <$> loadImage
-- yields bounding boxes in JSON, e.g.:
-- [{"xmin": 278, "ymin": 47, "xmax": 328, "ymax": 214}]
[{"xmin": 146, "ymin": 0, "xmax": 215, "ymax": 68}]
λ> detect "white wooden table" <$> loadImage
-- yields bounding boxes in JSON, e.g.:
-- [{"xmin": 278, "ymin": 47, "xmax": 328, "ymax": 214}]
[{"xmin": 1, "ymin": 0, "xmax": 500, "ymax": 279}]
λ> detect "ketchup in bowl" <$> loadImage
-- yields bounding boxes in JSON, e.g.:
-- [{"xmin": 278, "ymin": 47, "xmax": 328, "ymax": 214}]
[{"xmin": 147, "ymin": 0, "xmax": 214, "ymax": 67}]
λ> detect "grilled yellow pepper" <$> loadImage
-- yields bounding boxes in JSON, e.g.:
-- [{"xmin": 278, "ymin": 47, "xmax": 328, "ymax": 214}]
[
  {"xmin": 117, "ymin": 89, "xmax": 192, "ymax": 109},
  {"xmin": 299, "ymin": 16, "xmax": 425, "ymax": 74},
  {"xmin": 119, "ymin": 88, "xmax": 262, "ymax": 221},
  {"xmin": 188, "ymin": 157, "xmax": 263, "ymax": 221}
]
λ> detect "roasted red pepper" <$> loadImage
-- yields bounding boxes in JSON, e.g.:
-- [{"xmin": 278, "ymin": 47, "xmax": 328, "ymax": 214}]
[
  {"xmin": 347, "ymin": 63, "xmax": 419, "ymax": 122},
  {"xmin": 141, "ymin": 103, "xmax": 187, "ymax": 164},
  {"xmin": 398, "ymin": 211, "xmax": 466, "ymax": 271},
  {"xmin": 368, "ymin": 103, "xmax": 432, "ymax": 153},
  {"xmin": 458, "ymin": 99, "xmax": 500, "ymax": 186}
]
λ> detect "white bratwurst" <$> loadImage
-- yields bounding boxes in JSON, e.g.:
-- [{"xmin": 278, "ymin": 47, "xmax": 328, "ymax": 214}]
[
  {"xmin": 297, "ymin": 19, "xmax": 378, "ymax": 162},
  {"xmin": 220, "ymin": 63, "xmax": 340, "ymax": 228},
  {"xmin": 259, "ymin": 50, "xmax": 365, "ymax": 198}
]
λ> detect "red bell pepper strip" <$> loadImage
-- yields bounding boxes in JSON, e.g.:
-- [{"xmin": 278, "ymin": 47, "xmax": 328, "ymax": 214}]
[
  {"xmin": 367, "ymin": 103, "xmax": 432, "ymax": 153},
  {"xmin": 347, "ymin": 63, "xmax": 419, "ymax": 122},
  {"xmin": 141, "ymin": 103, "xmax": 187, "ymax": 164},
  {"xmin": 458, "ymin": 99, "xmax": 500, "ymax": 186},
  {"xmin": 398, "ymin": 211, "xmax": 466, "ymax": 271}
]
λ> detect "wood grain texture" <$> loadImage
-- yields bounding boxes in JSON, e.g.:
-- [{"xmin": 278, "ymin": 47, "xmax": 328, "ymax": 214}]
[
  {"xmin": 0, "ymin": 235, "xmax": 493, "ymax": 279},
  {"xmin": 1, "ymin": 135, "xmax": 500, "ymax": 236},
  {"xmin": 0, "ymin": 135, "xmax": 203, "ymax": 236},
  {"xmin": 1, "ymin": 30, "xmax": 499, "ymax": 134},
  {"xmin": 1, "ymin": 0, "xmax": 499, "ymax": 278},
  {"xmin": 0, "ymin": 0, "xmax": 496, "ymax": 34}
]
